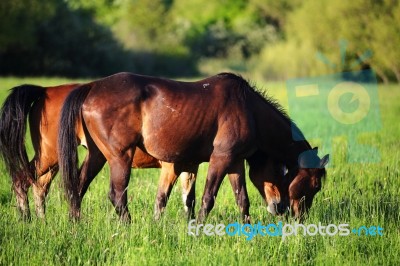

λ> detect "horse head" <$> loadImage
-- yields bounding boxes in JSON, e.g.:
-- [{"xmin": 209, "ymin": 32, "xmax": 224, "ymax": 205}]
[
  {"xmin": 247, "ymin": 151, "xmax": 290, "ymax": 216},
  {"xmin": 287, "ymin": 147, "xmax": 329, "ymax": 219}
]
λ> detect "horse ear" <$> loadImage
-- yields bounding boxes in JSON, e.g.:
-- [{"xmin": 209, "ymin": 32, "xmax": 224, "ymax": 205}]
[{"xmin": 320, "ymin": 154, "xmax": 330, "ymax": 168}]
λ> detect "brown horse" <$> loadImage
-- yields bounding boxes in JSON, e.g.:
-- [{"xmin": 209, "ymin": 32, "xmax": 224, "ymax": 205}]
[
  {"xmin": 0, "ymin": 83, "xmax": 288, "ymax": 222},
  {"xmin": 58, "ymin": 72, "xmax": 329, "ymax": 222},
  {"xmin": 0, "ymin": 84, "xmax": 198, "ymax": 220}
]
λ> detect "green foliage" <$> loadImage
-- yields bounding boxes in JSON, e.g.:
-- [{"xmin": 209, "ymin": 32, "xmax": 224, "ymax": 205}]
[
  {"xmin": 255, "ymin": 0, "xmax": 400, "ymax": 82},
  {"xmin": 0, "ymin": 0, "xmax": 56, "ymax": 51},
  {"xmin": 0, "ymin": 0, "xmax": 399, "ymax": 80},
  {"xmin": 248, "ymin": 0, "xmax": 301, "ymax": 30},
  {"xmin": 0, "ymin": 0, "xmax": 134, "ymax": 77},
  {"xmin": 67, "ymin": 0, "xmax": 122, "ymax": 26},
  {"xmin": 116, "ymin": 0, "xmax": 172, "ymax": 51}
]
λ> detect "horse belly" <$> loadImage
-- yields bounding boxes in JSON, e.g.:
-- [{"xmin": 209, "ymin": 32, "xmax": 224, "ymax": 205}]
[{"xmin": 141, "ymin": 118, "xmax": 214, "ymax": 163}]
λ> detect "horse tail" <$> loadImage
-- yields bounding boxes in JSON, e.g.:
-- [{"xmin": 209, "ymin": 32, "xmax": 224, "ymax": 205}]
[
  {"xmin": 58, "ymin": 84, "xmax": 92, "ymax": 210},
  {"xmin": 0, "ymin": 85, "xmax": 46, "ymax": 180}
]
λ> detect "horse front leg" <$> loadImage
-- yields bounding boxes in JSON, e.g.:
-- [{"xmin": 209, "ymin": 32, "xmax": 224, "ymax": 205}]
[
  {"xmin": 228, "ymin": 160, "xmax": 250, "ymax": 223},
  {"xmin": 197, "ymin": 154, "xmax": 233, "ymax": 223}
]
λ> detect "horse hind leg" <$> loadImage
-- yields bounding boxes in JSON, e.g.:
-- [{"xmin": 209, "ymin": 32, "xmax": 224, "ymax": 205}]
[
  {"xmin": 12, "ymin": 170, "xmax": 32, "ymax": 221},
  {"xmin": 62, "ymin": 150, "xmax": 106, "ymax": 220},
  {"xmin": 108, "ymin": 149, "xmax": 134, "ymax": 223},
  {"xmin": 154, "ymin": 162, "xmax": 179, "ymax": 220},
  {"xmin": 77, "ymin": 134, "xmax": 107, "ymax": 207},
  {"xmin": 180, "ymin": 166, "xmax": 198, "ymax": 220},
  {"xmin": 31, "ymin": 164, "xmax": 58, "ymax": 218}
]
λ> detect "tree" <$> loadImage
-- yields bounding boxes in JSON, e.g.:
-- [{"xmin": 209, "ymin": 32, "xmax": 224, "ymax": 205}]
[
  {"xmin": 256, "ymin": 0, "xmax": 400, "ymax": 83},
  {"xmin": 0, "ymin": 0, "xmax": 55, "ymax": 53}
]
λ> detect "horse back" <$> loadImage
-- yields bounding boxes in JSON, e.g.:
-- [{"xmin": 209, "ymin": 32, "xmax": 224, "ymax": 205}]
[{"xmin": 81, "ymin": 72, "xmax": 255, "ymax": 163}]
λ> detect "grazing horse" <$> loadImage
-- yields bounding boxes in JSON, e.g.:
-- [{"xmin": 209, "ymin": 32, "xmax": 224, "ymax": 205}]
[
  {"xmin": 0, "ymin": 84, "xmax": 197, "ymax": 220},
  {"xmin": 0, "ymin": 83, "xmax": 288, "ymax": 222},
  {"xmin": 58, "ymin": 72, "xmax": 329, "ymax": 222}
]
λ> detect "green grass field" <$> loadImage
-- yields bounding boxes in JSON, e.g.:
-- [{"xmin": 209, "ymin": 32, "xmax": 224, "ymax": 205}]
[{"xmin": 0, "ymin": 77, "xmax": 399, "ymax": 265}]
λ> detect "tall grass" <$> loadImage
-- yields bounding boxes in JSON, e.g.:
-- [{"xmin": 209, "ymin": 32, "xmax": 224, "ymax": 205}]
[{"xmin": 0, "ymin": 77, "xmax": 399, "ymax": 265}]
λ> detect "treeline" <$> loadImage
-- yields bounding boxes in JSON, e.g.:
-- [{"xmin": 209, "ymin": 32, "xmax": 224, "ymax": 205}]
[{"xmin": 0, "ymin": 0, "xmax": 399, "ymax": 82}]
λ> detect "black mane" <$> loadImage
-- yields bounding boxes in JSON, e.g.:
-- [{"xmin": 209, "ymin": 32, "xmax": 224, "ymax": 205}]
[{"xmin": 218, "ymin": 72, "xmax": 291, "ymax": 122}]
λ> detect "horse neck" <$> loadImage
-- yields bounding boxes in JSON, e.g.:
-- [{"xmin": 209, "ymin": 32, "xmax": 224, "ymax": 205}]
[{"xmin": 249, "ymin": 93, "xmax": 311, "ymax": 166}]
